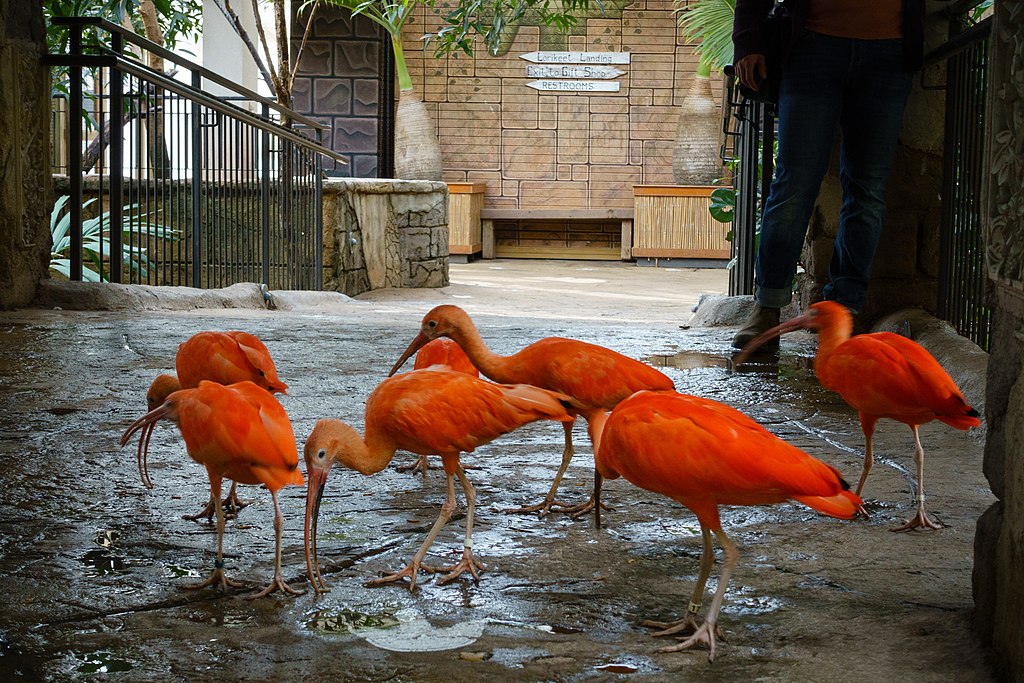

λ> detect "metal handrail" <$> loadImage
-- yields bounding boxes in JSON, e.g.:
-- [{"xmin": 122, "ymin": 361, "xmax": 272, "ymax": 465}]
[{"xmin": 48, "ymin": 16, "xmax": 324, "ymax": 132}]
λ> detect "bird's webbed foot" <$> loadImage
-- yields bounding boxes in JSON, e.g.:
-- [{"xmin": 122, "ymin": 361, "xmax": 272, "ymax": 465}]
[
  {"xmin": 395, "ymin": 455, "xmax": 431, "ymax": 478},
  {"xmin": 552, "ymin": 495, "xmax": 612, "ymax": 520},
  {"xmin": 249, "ymin": 572, "xmax": 305, "ymax": 599},
  {"xmin": 182, "ymin": 498, "xmax": 218, "ymax": 522},
  {"xmin": 185, "ymin": 567, "xmax": 245, "ymax": 591},
  {"xmin": 642, "ymin": 615, "xmax": 700, "ymax": 637},
  {"xmin": 365, "ymin": 561, "xmax": 423, "ymax": 592},
  {"xmin": 892, "ymin": 507, "xmax": 943, "ymax": 532},
  {"xmin": 504, "ymin": 497, "xmax": 577, "ymax": 518},
  {"xmin": 656, "ymin": 620, "xmax": 722, "ymax": 661},
  {"xmin": 222, "ymin": 489, "xmax": 251, "ymax": 516},
  {"xmin": 423, "ymin": 547, "xmax": 485, "ymax": 585}
]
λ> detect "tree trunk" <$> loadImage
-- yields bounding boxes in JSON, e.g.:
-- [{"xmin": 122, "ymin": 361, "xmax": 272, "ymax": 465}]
[
  {"xmin": 673, "ymin": 71, "xmax": 723, "ymax": 185},
  {"xmin": 390, "ymin": 35, "xmax": 442, "ymax": 181}
]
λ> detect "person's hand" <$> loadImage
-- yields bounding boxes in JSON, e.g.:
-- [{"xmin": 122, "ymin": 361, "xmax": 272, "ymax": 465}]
[{"xmin": 736, "ymin": 54, "xmax": 767, "ymax": 91}]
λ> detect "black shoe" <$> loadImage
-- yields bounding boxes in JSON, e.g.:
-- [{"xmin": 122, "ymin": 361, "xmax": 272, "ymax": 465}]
[{"xmin": 732, "ymin": 304, "xmax": 781, "ymax": 349}]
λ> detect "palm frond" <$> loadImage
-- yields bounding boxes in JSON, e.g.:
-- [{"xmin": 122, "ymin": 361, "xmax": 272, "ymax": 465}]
[{"xmin": 675, "ymin": 0, "xmax": 735, "ymax": 71}]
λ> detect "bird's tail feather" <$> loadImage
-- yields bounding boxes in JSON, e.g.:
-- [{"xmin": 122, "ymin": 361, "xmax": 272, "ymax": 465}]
[
  {"xmin": 792, "ymin": 489, "xmax": 863, "ymax": 520},
  {"xmin": 501, "ymin": 384, "xmax": 575, "ymax": 424},
  {"xmin": 939, "ymin": 401, "xmax": 981, "ymax": 430}
]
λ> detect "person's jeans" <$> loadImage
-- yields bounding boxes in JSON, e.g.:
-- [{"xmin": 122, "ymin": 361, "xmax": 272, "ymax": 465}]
[{"xmin": 754, "ymin": 31, "xmax": 914, "ymax": 312}]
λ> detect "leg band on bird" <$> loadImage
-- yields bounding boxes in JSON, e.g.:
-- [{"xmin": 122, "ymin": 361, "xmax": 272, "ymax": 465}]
[
  {"xmin": 215, "ymin": 559, "xmax": 224, "ymax": 569},
  {"xmin": 688, "ymin": 601, "xmax": 702, "ymax": 615}
]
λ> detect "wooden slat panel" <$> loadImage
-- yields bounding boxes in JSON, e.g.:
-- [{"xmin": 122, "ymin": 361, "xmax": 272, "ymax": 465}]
[
  {"xmin": 632, "ymin": 187, "xmax": 730, "ymax": 259},
  {"xmin": 448, "ymin": 184, "xmax": 485, "ymax": 255}
]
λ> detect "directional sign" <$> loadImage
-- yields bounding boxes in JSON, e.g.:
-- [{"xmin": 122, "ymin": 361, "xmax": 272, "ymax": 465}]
[
  {"xmin": 525, "ymin": 65, "xmax": 625, "ymax": 79},
  {"xmin": 526, "ymin": 80, "xmax": 621, "ymax": 93},
  {"xmin": 519, "ymin": 51, "xmax": 631, "ymax": 65}
]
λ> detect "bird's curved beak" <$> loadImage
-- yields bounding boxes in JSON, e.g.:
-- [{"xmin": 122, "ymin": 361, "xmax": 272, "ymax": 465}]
[
  {"xmin": 734, "ymin": 313, "xmax": 814, "ymax": 367},
  {"xmin": 304, "ymin": 466, "xmax": 329, "ymax": 593},
  {"xmin": 389, "ymin": 331, "xmax": 430, "ymax": 377},
  {"xmin": 120, "ymin": 404, "xmax": 170, "ymax": 489}
]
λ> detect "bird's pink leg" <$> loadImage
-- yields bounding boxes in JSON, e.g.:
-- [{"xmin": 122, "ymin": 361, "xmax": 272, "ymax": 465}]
[
  {"xmin": 656, "ymin": 527, "xmax": 738, "ymax": 662},
  {"xmin": 506, "ymin": 420, "xmax": 583, "ymax": 516},
  {"xmin": 185, "ymin": 479, "xmax": 243, "ymax": 590},
  {"xmin": 643, "ymin": 527, "xmax": 717, "ymax": 638},
  {"xmin": 250, "ymin": 490, "xmax": 305, "ymax": 599},
  {"xmin": 855, "ymin": 416, "xmax": 877, "ymax": 497},
  {"xmin": 892, "ymin": 425, "xmax": 943, "ymax": 532},
  {"xmin": 426, "ymin": 465, "xmax": 485, "ymax": 585},
  {"xmin": 367, "ymin": 470, "xmax": 458, "ymax": 591}
]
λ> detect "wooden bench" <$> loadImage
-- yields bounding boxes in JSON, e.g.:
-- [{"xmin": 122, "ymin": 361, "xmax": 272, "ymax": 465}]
[{"xmin": 479, "ymin": 208, "xmax": 634, "ymax": 260}]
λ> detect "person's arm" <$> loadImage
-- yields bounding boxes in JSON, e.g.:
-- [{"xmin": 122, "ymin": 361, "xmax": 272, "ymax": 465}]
[{"xmin": 732, "ymin": 0, "xmax": 774, "ymax": 91}]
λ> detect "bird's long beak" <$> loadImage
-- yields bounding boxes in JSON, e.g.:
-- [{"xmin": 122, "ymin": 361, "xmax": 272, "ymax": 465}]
[
  {"xmin": 734, "ymin": 313, "xmax": 814, "ymax": 367},
  {"xmin": 120, "ymin": 404, "xmax": 171, "ymax": 489},
  {"xmin": 389, "ymin": 331, "xmax": 430, "ymax": 377},
  {"xmin": 304, "ymin": 467, "xmax": 329, "ymax": 593}
]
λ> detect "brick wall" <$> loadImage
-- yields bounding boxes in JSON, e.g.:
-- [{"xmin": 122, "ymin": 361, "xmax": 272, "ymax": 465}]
[{"xmin": 400, "ymin": 0, "xmax": 715, "ymax": 213}]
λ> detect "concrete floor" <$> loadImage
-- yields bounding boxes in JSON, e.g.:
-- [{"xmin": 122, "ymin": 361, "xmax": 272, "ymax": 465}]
[{"xmin": 0, "ymin": 260, "xmax": 995, "ymax": 681}]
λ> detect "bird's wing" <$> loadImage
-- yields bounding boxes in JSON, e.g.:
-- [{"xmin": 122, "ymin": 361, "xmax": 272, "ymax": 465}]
[
  {"xmin": 175, "ymin": 382, "xmax": 301, "ymax": 488},
  {"xmin": 820, "ymin": 334, "xmax": 970, "ymax": 421},
  {"xmin": 369, "ymin": 369, "xmax": 569, "ymax": 456},
  {"xmin": 509, "ymin": 338, "xmax": 674, "ymax": 409},
  {"xmin": 598, "ymin": 392, "xmax": 848, "ymax": 506}
]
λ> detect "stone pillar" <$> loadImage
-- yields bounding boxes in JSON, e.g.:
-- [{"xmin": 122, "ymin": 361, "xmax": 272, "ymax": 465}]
[
  {"xmin": 321, "ymin": 179, "xmax": 448, "ymax": 296},
  {"xmin": 973, "ymin": 2, "xmax": 1024, "ymax": 678},
  {"xmin": 0, "ymin": 0, "xmax": 52, "ymax": 309}
]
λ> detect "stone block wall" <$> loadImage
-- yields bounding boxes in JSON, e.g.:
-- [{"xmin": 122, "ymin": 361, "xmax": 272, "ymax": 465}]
[
  {"xmin": 321, "ymin": 179, "xmax": 448, "ymax": 296},
  {"xmin": 291, "ymin": 6, "xmax": 388, "ymax": 178},
  {"xmin": 973, "ymin": 2, "xmax": 1024, "ymax": 678},
  {"xmin": 0, "ymin": 0, "xmax": 52, "ymax": 309}
]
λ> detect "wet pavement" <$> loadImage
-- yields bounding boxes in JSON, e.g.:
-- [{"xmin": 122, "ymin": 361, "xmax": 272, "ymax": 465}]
[{"xmin": 0, "ymin": 260, "xmax": 994, "ymax": 681}]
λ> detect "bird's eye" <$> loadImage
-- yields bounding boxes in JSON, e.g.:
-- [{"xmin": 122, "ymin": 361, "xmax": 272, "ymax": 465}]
[
  {"xmin": 258, "ymin": 369, "xmax": 266, "ymax": 377},
  {"xmin": 317, "ymin": 449, "xmax": 326, "ymax": 460},
  {"xmin": 427, "ymin": 320, "xmax": 437, "ymax": 329}
]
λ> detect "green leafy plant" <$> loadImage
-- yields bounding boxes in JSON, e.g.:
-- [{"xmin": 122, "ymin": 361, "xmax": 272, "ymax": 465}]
[
  {"xmin": 709, "ymin": 186, "xmax": 735, "ymax": 223},
  {"xmin": 49, "ymin": 195, "xmax": 179, "ymax": 282},
  {"xmin": 675, "ymin": 0, "xmax": 735, "ymax": 71}
]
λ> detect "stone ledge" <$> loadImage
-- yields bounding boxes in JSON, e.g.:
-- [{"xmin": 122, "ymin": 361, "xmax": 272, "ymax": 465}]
[{"xmin": 32, "ymin": 280, "xmax": 356, "ymax": 313}]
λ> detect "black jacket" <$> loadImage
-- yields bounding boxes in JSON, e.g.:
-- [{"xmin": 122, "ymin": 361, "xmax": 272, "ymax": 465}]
[{"xmin": 732, "ymin": 0, "xmax": 926, "ymax": 72}]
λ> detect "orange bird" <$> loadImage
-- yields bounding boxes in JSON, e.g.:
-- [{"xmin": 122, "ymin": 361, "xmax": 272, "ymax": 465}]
[
  {"xmin": 592, "ymin": 390, "xmax": 863, "ymax": 661},
  {"xmin": 738, "ymin": 301, "xmax": 981, "ymax": 531},
  {"xmin": 303, "ymin": 367, "xmax": 574, "ymax": 592},
  {"xmin": 396, "ymin": 338, "xmax": 481, "ymax": 478},
  {"xmin": 389, "ymin": 305, "xmax": 674, "ymax": 516},
  {"xmin": 145, "ymin": 331, "xmax": 289, "ymax": 520},
  {"xmin": 121, "ymin": 380, "xmax": 305, "ymax": 598}
]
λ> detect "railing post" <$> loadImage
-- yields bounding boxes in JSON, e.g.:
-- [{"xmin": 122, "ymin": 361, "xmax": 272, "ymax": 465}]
[
  {"xmin": 68, "ymin": 25, "xmax": 83, "ymax": 281},
  {"xmin": 315, "ymin": 152, "xmax": 323, "ymax": 290},
  {"xmin": 190, "ymin": 70, "xmax": 202, "ymax": 288},
  {"xmin": 109, "ymin": 32, "xmax": 124, "ymax": 284},
  {"xmin": 261, "ymin": 103, "xmax": 271, "ymax": 288}
]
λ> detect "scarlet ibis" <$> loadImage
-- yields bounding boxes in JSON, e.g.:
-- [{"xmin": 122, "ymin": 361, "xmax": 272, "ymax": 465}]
[
  {"xmin": 737, "ymin": 301, "xmax": 981, "ymax": 530},
  {"xmin": 592, "ymin": 389, "xmax": 863, "ymax": 661},
  {"xmin": 396, "ymin": 338, "xmax": 481, "ymax": 478},
  {"xmin": 121, "ymin": 380, "xmax": 305, "ymax": 598},
  {"xmin": 147, "ymin": 331, "xmax": 289, "ymax": 520},
  {"xmin": 303, "ymin": 367, "xmax": 574, "ymax": 592},
  {"xmin": 389, "ymin": 305, "xmax": 674, "ymax": 516}
]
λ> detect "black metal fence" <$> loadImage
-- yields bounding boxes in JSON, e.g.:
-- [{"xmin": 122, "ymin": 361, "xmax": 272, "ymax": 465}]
[
  {"xmin": 721, "ymin": 67, "xmax": 774, "ymax": 297},
  {"xmin": 46, "ymin": 17, "xmax": 345, "ymax": 290},
  {"xmin": 933, "ymin": 6, "xmax": 992, "ymax": 350}
]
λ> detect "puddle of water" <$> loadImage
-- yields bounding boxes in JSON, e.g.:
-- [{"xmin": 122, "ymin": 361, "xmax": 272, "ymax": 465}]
[
  {"xmin": 308, "ymin": 608, "xmax": 399, "ymax": 635},
  {"xmin": 79, "ymin": 549, "xmax": 126, "ymax": 577},
  {"xmin": 74, "ymin": 650, "xmax": 134, "ymax": 674},
  {"xmin": 362, "ymin": 617, "xmax": 486, "ymax": 652},
  {"xmin": 164, "ymin": 564, "xmax": 199, "ymax": 579},
  {"xmin": 646, "ymin": 350, "xmax": 730, "ymax": 371},
  {"xmin": 597, "ymin": 663, "xmax": 638, "ymax": 674}
]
